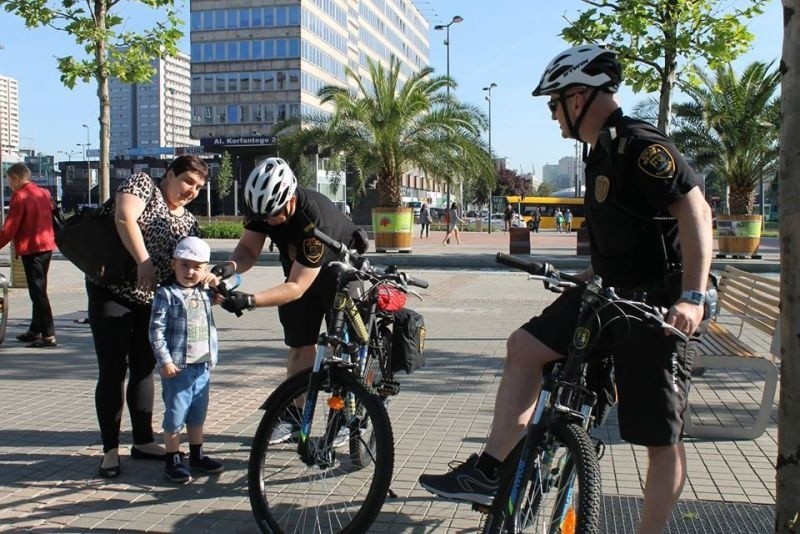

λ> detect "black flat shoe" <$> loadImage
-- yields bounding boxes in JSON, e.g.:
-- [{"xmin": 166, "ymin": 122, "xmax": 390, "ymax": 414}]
[
  {"xmin": 27, "ymin": 337, "xmax": 57, "ymax": 348},
  {"xmin": 130, "ymin": 446, "xmax": 167, "ymax": 461},
  {"xmin": 16, "ymin": 331, "xmax": 40, "ymax": 342},
  {"xmin": 98, "ymin": 460, "xmax": 120, "ymax": 478}
]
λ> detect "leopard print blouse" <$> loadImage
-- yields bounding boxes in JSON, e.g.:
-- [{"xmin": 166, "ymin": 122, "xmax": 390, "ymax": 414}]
[{"xmin": 93, "ymin": 172, "xmax": 199, "ymax": 305}]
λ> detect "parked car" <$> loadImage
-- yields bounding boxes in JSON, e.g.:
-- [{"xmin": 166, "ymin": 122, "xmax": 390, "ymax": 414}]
[
  {"xmin": 429, "ymin": 207, "xmax": 447, "ymax": 221},
  {"xmin": 482, "ymin": 212, "xmax": 522, "ymax": 229}
]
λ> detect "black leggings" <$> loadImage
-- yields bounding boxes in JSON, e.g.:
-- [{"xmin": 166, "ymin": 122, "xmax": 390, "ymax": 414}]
[
  {"xmin": 87, "ymin": 281, "xmax": 156, "ymax": 452},
  {"xmin": 21, "ymin": 252, "xmax": 55, "ymax": 337}
]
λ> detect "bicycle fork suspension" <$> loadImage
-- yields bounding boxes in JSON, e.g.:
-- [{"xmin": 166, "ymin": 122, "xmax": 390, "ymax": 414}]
[{"xmin": 507, "ymin": 390, "xmax": 551, "ymax": 516}]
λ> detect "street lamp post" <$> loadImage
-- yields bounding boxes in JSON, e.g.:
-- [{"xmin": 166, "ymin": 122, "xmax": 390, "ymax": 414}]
[
  {"xmin": 483, "ymin": 83, "xmax": 497, "ymax": 234},
  {"xmin": 434, "ymin": 15, "xmax": 463, "ymax": 212},
  {"xmin": 82, "ymin": 124, "xmax": 91, "ymax": 206}
]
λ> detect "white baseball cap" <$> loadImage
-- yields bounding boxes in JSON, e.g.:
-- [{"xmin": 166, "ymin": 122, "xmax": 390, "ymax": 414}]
[{"xmin": 173, "ymin": 236, "xmax": 210, "ymax": 263}]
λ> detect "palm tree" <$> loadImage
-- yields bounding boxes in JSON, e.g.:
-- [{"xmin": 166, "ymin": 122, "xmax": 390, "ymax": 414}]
[
  {"xmin": 274, "ymin": 55, "xmax": 494, "ymax": 208},
  {"xmin": 669, "ymin": 61, "xmax": 780, "ymax": 215}
]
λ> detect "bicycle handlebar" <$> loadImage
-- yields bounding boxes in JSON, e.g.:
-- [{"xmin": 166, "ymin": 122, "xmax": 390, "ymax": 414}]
[
  {"xmin": 495, "ymin": 253, "xmax": 690, "ymax": 341},
  {"xmin": 313, "ymin": 227, "xmax": 429, "ymax": 289}
]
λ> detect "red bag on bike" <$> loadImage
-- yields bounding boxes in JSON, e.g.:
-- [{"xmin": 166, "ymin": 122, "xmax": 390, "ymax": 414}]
[{"xmin": 376, "ymin": 285, "xmax": 407, "ymax": 312}]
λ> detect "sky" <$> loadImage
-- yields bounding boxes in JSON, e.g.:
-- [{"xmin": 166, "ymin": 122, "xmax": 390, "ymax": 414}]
[{"xmin": 0, "ymin": 0, "xmax": 785, "ymax": 179}]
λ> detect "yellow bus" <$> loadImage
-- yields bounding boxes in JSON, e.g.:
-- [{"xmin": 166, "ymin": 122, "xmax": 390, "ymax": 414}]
[{"xmin": 505, "ymin": 196, "xmax": 585, "ymax": 231}]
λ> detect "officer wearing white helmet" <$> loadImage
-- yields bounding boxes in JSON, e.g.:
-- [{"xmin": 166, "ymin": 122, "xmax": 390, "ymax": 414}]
[
  {"xmin": 212, "ymin": 157, "xmax": 367, "ymax": 441},
  {"xmin": 420, "ymin": 44, "xmax": 713, "ymax": 533}
]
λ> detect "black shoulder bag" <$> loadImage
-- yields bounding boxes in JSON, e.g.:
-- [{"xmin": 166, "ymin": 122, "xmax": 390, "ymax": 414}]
[{"xmin": 55, "ymin": 198, "xmax": 136, "ymax": 284}]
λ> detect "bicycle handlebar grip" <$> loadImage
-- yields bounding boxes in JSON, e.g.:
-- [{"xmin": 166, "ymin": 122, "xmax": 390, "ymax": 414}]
[
  {"xmin": 312, "ymin": 227, "xmax": 345, "ymax": 254},
  {"xmin": 403, "ymin": 274, "xmax": 429, "ymax": 289},
  {"xmin": 495, "ymin": 253, "xmax": 548, "ymax": 276}
]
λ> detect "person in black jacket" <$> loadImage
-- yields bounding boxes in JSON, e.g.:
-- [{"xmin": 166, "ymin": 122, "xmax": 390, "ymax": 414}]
[
  {"xmin": 213, "ymin": 158, "xmax": 368, "ymax": 442},
  {"xmin": 419, "ymin": 45, "xmax": 713, "ymax": 533}
]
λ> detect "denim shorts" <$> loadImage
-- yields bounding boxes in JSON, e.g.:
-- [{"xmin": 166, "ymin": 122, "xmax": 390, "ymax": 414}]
[{"xmin": 161, "ymin": 363, "xmax": 210, "ymax": 433}]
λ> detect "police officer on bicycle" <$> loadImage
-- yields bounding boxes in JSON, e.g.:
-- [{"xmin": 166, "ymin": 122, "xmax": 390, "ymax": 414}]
[
  {"xmin": 214, "ymin": 157, "xmax": 368, "ymax": 439},
  {"xmin": 419, "ymin": 44, "xmax": 713, "ymax": 533}
]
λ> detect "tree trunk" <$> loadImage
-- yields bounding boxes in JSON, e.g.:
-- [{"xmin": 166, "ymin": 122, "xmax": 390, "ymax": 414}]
[
  {"xmin": 95, "ymin": 0, "xmax": 110, "ymax": 202},
  {"xmin": 376, "ymin": 175, "xmax": 401, "ymax": 207},
  {"xmin": 776, "ymin": 1, "xmax": 800, "ymax": 532},
  {"xmin": 729, "ymin": 187, "xmax": 756, "ymax": 216}
]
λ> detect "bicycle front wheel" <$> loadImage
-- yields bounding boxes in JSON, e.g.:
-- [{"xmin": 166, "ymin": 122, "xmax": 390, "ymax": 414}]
[
  {"xmin": 248, "ymin": 367, "xmax": 394, "ymax": 534},
  {"xmin": 483, "ymin": 420, "xmax": 601, "ymax": 534}
]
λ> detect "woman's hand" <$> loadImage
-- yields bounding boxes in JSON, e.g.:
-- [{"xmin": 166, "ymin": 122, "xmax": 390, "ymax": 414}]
[
  {"xmin": 137, "ymin": 258, "xmax": 157, "ymax": 292},
  {"xmin": 160, "ymin": 362, "xmax": 179, "ymax": 379}
]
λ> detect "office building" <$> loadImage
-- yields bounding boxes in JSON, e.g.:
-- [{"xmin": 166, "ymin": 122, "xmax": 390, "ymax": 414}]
[
  {"xmin": 0, "ymin": 74, "xmax": 21, "ymax": 174},
  {"xmin": 188, "ymin": 0, "xmax": 434, "ymax": 207},
  {"xmin": 109, "ymin": 50, "xmax": 197, "ymax": 158}
]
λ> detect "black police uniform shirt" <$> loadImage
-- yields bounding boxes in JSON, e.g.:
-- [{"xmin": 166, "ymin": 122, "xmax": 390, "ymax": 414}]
[
  {"xmin": 244, "ymin": 187, "xmax": 362, "ymax": 278},
  {"xmin": 584, "ymin": 108, "xmax": 701, "ymax": 293}
]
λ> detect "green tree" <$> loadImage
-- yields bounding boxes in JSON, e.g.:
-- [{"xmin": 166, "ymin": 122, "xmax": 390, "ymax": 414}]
[
  {"xmin": 669, "ymin": 61, "xmax": 780, "ymax": 215},
  {"xmin": 216, "ymin": 151, "xmax": 233, "ymax": 213},
  {"xmin": 0, "ymin": 0, "xmax": 182, "ymax": 201},
  {"xmin": 273, "ymin": 55, "xmax": 493, "ymax": 207},
  {"xmin": 535, "ymin": 182, "xmax": 555, "ymax": 197},
  {"xmin": 561, "ymin": 0, "xmax": 767, "ymax": 133},
  {"xmin": 777, "ymin": 1, "xmax": 800, "ymax": 530},
  {"xmin": 294, "ymin": 155, "xmax": 316, "ymax": 189}
]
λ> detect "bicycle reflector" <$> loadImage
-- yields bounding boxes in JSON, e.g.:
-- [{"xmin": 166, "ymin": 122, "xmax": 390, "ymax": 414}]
[
  {"xmin": 376, "ymin": 285, "xmax": 407, "ymax": 311},
  {"xmin": 328, "ymin": 396, "xmax": 345, "ymax": 410}
]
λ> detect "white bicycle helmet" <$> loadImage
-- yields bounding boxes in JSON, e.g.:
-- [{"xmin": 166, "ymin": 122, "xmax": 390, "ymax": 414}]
[
  {"xmin": 532, "ymin": 44, "xmax": 622, "ymax": 96},
  {"xmin": 244, "ymin": 157, "xmax": 297, "ymax": 217}
]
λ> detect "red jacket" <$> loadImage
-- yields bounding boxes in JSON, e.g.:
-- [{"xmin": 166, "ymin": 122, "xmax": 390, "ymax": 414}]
[{"xmin": 0, "ymin": 182, "xmax": 56, "ymax": 256}]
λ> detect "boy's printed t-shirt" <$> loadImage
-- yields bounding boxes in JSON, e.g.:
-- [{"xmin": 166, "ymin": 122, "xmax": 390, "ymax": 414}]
[{"xmin": 184, "ymin": 286, "xmax": 211, "ymax": 364}]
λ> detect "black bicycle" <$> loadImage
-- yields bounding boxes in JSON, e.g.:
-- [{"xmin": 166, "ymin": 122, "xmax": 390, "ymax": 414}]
[
  {"xmin": 481, "ymin": 253, "xmax": 695, "ymax": 534},
  {"xmin": 248, "ymin": 227, "xmax": 428, "ymax": 534}
]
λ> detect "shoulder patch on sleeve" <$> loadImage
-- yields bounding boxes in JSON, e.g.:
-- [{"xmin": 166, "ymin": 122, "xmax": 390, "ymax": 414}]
[
  {"xmin": 638, "ymin": 144, "xmax": 675, "ymax": 179},
  {"xmin": 303, "ymin": 237, "xmax": 324, "ymax": 263}
]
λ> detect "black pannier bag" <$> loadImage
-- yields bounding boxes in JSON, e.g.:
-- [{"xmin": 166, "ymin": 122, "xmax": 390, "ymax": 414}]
[{"xmin": 391, "ymin": 308, "xmax": 426, "ymax": 374}]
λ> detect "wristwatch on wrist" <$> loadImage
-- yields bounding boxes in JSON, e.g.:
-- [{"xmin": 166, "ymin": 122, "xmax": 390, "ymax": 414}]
[{"xmin": 679, "ymin": 290, "xmax": 705, "ymax": 306}]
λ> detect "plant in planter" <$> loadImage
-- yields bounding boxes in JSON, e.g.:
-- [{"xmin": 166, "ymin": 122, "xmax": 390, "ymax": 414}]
[
  {"xmin": 670, "ymin": 61, "xmax": 780, "ymax": 254},
  {"xmin": 274, "ymin": 55, "xmax": 493, "ymax": 249}
]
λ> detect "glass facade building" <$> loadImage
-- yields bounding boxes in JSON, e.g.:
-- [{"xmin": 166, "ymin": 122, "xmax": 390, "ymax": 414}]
[{"xmin": 189, "ymin": 0, "xmax": 430, "ymax": 140}]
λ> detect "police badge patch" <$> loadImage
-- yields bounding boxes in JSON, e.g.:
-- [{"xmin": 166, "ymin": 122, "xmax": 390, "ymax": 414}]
[
  {"xmin": 595, "ymin": 175, "xmax": 610, "ymax": 203},
  {"xmin": 638, "ymin": 144, "xmax": 675, "ymax": 179},
  {"xmin": 303, "ymin": 238, "xmax": 324, "ymax": 263}
]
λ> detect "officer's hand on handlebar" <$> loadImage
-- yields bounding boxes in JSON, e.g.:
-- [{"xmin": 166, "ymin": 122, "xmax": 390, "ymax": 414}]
[
  {"xmin": 211, "ymin": 261, "xmax": 237, "ymax": 279},
  {"xmin": 222, "ymin": 291, "xmax": 256, "ymax": 316}
]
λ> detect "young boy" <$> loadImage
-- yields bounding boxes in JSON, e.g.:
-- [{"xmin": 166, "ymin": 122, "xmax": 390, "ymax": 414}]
[{"xmin": 149, "ymin": 236, "xmax": 223, "ymax": 483}]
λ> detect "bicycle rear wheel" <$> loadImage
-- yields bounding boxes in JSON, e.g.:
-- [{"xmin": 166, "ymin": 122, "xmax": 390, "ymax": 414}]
[
  {"xmin": 482, "ymin": 420, "xmax": 601, "ymax": 534},
  {"xmin": 248, "ymin": 367, "xmax": 394, "ymax": 534}
]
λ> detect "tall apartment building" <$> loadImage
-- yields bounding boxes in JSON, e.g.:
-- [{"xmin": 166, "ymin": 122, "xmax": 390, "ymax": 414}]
[
  {"xmin": 109, "ymin": 50, "xmax": 197, "ymax": 158},
  {"xmin": 188, "ymin": 0, "xmax": 431, "ymax": 199},
  {"xmin": 0, "ymin": 74, "xmax": 21, "ymax": 174}
]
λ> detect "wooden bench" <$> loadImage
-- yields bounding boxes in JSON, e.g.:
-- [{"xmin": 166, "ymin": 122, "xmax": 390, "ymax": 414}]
[{"xmin": 684, "ymin": 265, "xmax": 779, "ymax": 440}]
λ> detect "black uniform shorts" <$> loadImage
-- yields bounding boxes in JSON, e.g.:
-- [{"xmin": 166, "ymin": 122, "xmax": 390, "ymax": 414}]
[
  {"xmin": 521, "ymin": 288, "xmax": 693, "ymax": 447},
  {"xmin": 277, "ymin": 267, "xmax": 338, "ymax": 348}
]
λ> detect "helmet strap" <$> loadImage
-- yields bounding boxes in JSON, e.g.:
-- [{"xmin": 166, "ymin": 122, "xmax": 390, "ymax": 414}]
[{"xmin": 564, "ymin": 87, "xmax": 602, "ymax": 143}]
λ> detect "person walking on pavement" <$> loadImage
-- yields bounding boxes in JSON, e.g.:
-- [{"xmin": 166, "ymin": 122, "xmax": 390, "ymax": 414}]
[
  {"xmin": 503, "ymin": 204, "xmax": 514, "ymax": 232},
  {"xmin": 0, "ymin": 163, "xmax": 57, "ymax": 348},
  {"xmin": 211, "ymin": 158, "xmax": 369, "ymax": 444},
  {"xmin": 418, "ymin": 44, "xmax": 713, "ymax": 534},
  {"xmin": 89, "ymin": 155, "xmax": 209, "ymax": 479},
  {"xmin": 442, "ymin": 202, "xmax": 465, "ymax": 245},
  {"xmin": 419, "ymin": 202, "xmax": 431, "ymax": 238},
  {"xmin": 564, "ymin": 208, "xmax": 573, "ymax": 233}
]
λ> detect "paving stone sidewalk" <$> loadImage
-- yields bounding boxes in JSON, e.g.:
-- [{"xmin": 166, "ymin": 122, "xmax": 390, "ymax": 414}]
[{"xmin": 0, "ymin": 255, "xmax": 778, "ymax": 533}]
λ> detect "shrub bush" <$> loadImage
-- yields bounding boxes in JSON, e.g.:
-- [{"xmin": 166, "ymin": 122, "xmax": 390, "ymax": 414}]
[{"xmin": 199, "ymin": 221, "xmax": 244, "ymax": 239}]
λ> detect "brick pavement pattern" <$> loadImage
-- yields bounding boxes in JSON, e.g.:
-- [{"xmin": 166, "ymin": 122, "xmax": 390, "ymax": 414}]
[{"xmin": 0, "ymin": 238, "xmax": 778, "ymax": 532}]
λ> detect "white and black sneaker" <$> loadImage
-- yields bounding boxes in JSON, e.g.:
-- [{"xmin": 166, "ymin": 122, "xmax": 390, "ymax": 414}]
[
  {"xmin": 418, "ymin": 453, "xmax": 498, "ymax": 506},
  {"xmin": 269, "ymin": 407, "xmax": 302, "ymax": 445}
]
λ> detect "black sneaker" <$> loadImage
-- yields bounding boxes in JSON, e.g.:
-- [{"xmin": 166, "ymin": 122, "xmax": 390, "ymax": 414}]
[
  {"xmin": 164, "ymin": 454, "xmax": 191, "ymax": 484},
  {"xmin": 418, "ymin": 453, "xmax": 498, "ymax": 506},
  {"xmin": 269, "ymin": 407, "xmax": 302, "ymax": 445},
  {"xmin": 190, "ymin": 455, "xmax": 224, "ymax": 474}
]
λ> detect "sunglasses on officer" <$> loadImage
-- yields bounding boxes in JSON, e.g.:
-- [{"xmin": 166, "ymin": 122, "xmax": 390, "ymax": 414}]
[{"xmin": 547, "ymin": 89, "xmax": 587, "ymax": 113}]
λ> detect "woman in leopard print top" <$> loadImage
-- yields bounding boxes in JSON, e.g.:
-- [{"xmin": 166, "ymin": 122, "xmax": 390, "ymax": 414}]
[{"xmin": 88, "ymin": 155, "xmax": 208, "ymax": 478}]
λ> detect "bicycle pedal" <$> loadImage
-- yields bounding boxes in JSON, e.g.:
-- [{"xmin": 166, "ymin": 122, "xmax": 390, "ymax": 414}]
[
  {"xmin": 592, "ymin": 436, "xmax": 606, "ymax": 459},
  {"xmin": 375, "ymin": 380, "xmax": 400, "ymax": 396}
]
